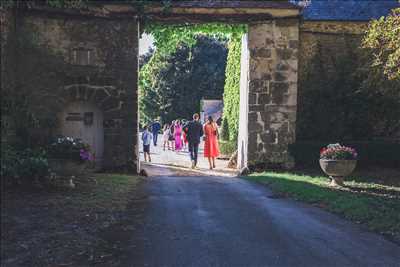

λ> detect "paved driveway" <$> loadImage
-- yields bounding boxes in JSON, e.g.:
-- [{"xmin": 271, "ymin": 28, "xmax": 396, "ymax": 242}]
[
  {"xmin": 139, "ymin": 134, "xmax": 233, "ymax": 173},
  {"xmin": 127, "ymin": 174, "xmax": 400, "ymax": 267}
]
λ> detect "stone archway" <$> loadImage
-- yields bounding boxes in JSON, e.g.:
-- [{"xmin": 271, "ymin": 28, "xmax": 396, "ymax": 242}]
[
  {"xmin": 141, "ymin": 2, "xmax": 300, "ymax": 170},
  {"xmin": 57, "ymin": 84, "xmax": 126, "ymax": 170},
  {"xmin": 2, "ymin": 1, "xmax": 299, "ymax": 173}
]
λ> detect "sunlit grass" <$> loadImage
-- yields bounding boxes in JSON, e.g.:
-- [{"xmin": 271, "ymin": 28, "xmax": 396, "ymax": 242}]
[{"xmin": 246, "ymin": 171, "xmax": 400, "ymax": 238}]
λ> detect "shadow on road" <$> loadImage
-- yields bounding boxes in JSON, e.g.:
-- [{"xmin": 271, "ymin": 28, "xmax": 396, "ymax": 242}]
[{"xmin": 141, "ymin": 162, "xmax": 238, "ymax": 177}]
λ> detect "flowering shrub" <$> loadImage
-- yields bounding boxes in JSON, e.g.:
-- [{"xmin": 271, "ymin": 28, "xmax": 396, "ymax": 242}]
[
  {"xmin": 48, "ymin": 136, "xmax": 93, "ymax": 163},
  {"xmin": 320, "ymin": 143, "xmax": 358, "ymax": 160},
  {"xmin": 1, "ymin": 146, "xmax": 49, "ymax": 185}
]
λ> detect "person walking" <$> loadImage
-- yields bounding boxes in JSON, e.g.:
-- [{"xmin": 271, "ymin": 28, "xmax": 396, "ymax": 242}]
[
  {"xmin": 150, "ymin": 119, "xmax": 161, "ymax": 146},
  {"xmin": 141, "ymin": 125, "xmax": 152, "ymax": 162},
  {"xmin": 183, "ymin": 113, "xmax": 203, "ymax": 169},
  {"xmin": 169, "ymin": 120, "xmax": 175, "ymax": 151},
  {"xmin": 162, "ymin": 123, "xmax": 171, "ymax": 151},
  {"xmin": 182, "ymin": 119, "xmax": 188, "ymax": 151},
  {"xmin": 182, "ymin": 130, "xmax": 188, "ymax": 151},
  {"xmin": 174, "ymin": 120, "xmax": 183, "ymax": 151},
  {"xmin": 203, "ymin": 116, "xmax": 220, "ymax": 169}
]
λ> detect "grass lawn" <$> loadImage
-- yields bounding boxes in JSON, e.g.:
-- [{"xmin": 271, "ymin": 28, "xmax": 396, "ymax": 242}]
[
  {"xmin": 246, "ymin": 168, "xmax": 400, "ymax": 241},
  {"xmin": 1, "ymin": 173, "xmax": 146, "ymax": 266}
]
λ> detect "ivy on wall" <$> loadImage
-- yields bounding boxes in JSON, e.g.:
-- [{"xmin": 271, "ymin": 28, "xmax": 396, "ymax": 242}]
[
  {"xmin": 144, "ymin": 23, "xmax": 246, "ymax": 55},
  {"xmin": 1, "ymin": 19, "xmax": 67, "ymax": 148},
  {"xmin": 221, "ymin": 38, "xmax": 241, "ymax": 142},
  {"xmin": 297, "ymin": 39, "xmax": 400, "ymax": 141}
]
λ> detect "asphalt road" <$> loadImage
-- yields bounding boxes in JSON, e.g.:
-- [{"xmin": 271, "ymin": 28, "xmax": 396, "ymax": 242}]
[{"xmin": 127, "ymin": 175, "xmax": 400, "ymax": 267}]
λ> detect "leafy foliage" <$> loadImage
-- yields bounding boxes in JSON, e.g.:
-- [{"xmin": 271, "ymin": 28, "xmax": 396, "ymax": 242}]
[
  {"xmin": 139, "ymin": 36, "xmax": 228, "ymax": 125},
  {"xmin": 47, "ymin": 136, "xmax": 92, "ymax": 162},
  {"xmin": 297, "ymin": 40, "xmax": 400, "ymax": 141},
  {"xmin": 1, "ymin": 146, "xmax": 49, "ymax": 186},
  {"xmin": 2, "ymin": 17, "xmax": 60, "ymax": 149},
  {"xmin": 222, "ymin": 38, "xmax": 241, "ymax": 142},
  {"xmin": 219, "ymin": 140, "xmax": 237, "ymax": 156},
  {"xmin": 144, "ymin": 23, "xmax": 246, "ymax": 55},
  {"xmin": 220, "ymin": 116, "xmax": 230, "ymax": 141},
  {"xmin": 363, "ymin": 8, "xmax": 400, "ymax": 80},
  {"xmin": 17, "ymin": 149, "xmax": 49, "ymax": 182},
  {"xmin": 141, "ymin": 22, "xmax": 246, "ymax": 136}
]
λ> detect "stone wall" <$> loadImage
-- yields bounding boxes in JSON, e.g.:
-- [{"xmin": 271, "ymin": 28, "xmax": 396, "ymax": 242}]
[
  {"xmin": 299, "ymin": 21, "xmax": 367, "ymax": 78},
  {"xmin": 246, "ymin": 18, "xmax": 299, "ymax": 169},
  {"xmin": 2, "ymin": 11, "xmax": 139, "ymax": 172},
  {"xmin": 297, "ymin": 20, "xmax": 400, "ymax": 142},
  {"xmin": 5, "ymin": 4, "xmax": 384, "ymax": 170},
  {"xmin": 2, "ymin": 8, "xmax": 378, "ymax": 170},
  {"xmin": 1, "ymin": 9, "xmax": 16, "ymax": 145}
]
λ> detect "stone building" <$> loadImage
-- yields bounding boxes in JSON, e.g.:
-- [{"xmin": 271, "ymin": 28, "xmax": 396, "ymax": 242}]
[
  {"xmin": 1, "ymin": 0, "xmax": 398, "ymax": 172},
  {"xmin": 200, "ymin": 99, "xmax": 224, "ymax": 125}
]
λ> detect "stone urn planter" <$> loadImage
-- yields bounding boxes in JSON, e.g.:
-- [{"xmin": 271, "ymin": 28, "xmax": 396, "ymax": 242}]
[
  {"xmin": 48, "ymin": 159, "xmax": 87, "ymax": 177},
  {"xmin": 319, "ymin": 143, "xmax": 358, "ymax": 186},
  {"xmin": 319, "ymin": 159, "xmax": 357, "ymax": 186},
  {"xmin": 48, "ymin": 136, "xmax": 93, "ymax": 179}
]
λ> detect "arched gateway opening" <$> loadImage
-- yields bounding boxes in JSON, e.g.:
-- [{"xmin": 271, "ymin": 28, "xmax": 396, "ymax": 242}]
[
  {"xmin": 7, "ymin": 1, "xmax": 299, "ymax": 173},
  {"xmin": 136, "ymin": 1, "xmax": 300, "ymax": 172}
]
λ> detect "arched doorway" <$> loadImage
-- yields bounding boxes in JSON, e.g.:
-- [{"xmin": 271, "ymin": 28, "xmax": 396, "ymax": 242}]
[{"xmin": 58, "ymin": 101, "xmax": 104, "ymax": 168}]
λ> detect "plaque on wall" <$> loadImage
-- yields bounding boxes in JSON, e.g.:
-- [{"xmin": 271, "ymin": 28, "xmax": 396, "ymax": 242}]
[{"xmin": 66, "ymin": 112, "xmax": 83, "ymax": 121}]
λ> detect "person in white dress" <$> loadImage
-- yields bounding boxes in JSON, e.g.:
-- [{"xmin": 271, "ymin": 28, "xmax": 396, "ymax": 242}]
[{"xmin": 162, "ymin": 123, "xmax": 171, "ymax": 151}]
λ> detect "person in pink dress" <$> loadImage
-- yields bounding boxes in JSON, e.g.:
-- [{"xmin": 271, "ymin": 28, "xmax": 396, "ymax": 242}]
[
  {"xmin": 203, "ymin": 116, "xmax": 220, "ymax": 169},
  {"xmin": 174, "ymin": 120, "xmax": 183, "ymax": 151}
]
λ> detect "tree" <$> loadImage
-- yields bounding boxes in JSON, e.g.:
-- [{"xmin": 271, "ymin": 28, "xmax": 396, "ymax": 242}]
[
  {"xmin": 363, "ymin": 8, "xmax": 400, "ymax": 80},
  {"xmin": 139, "ymin": 36, "xmax": 228, "ymax": 125}
]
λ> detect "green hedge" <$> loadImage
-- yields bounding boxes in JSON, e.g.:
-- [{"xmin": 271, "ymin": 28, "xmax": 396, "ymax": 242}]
[
  {"xmin": 219, "ymin": 140, "xmax": 237, "ymax": 156},
  {"xmin": 289, "ymin": 141, "xmax": 400, "ymax": 168},
  {"xmin": 222, "ymin": 38, "xmax": 241, "ymax": 142}
]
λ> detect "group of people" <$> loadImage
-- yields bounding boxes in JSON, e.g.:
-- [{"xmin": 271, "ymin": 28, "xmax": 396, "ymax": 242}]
[
  {"xmin": 141, "ymin": 113, "xmax": 220, "ymax": 170},
  {"xmin": 161, "ymin": 119, "xmax": 186, "ymax": 152}
]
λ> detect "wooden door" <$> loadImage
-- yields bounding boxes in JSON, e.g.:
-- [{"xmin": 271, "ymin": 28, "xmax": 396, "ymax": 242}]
[{"xmin": 59, "ymin": 101, "xmax": 104, "ymax": 167}]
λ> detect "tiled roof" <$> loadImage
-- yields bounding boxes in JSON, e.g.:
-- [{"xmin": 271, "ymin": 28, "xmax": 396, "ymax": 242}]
[{"xmin": 292, "ymin": 0, "xmax": 400, "ymax": 21}]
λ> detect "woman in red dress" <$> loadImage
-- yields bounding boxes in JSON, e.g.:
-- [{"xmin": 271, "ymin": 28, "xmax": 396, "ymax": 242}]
[{"xmin": 203, "ymin": 116, "xmax": 220, "ymax": 169}]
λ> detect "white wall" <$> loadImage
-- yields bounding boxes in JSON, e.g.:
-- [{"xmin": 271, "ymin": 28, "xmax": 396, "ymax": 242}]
[{"xmin": 237, "ymin": 33, "xmax": 250, "ymax": 169}]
